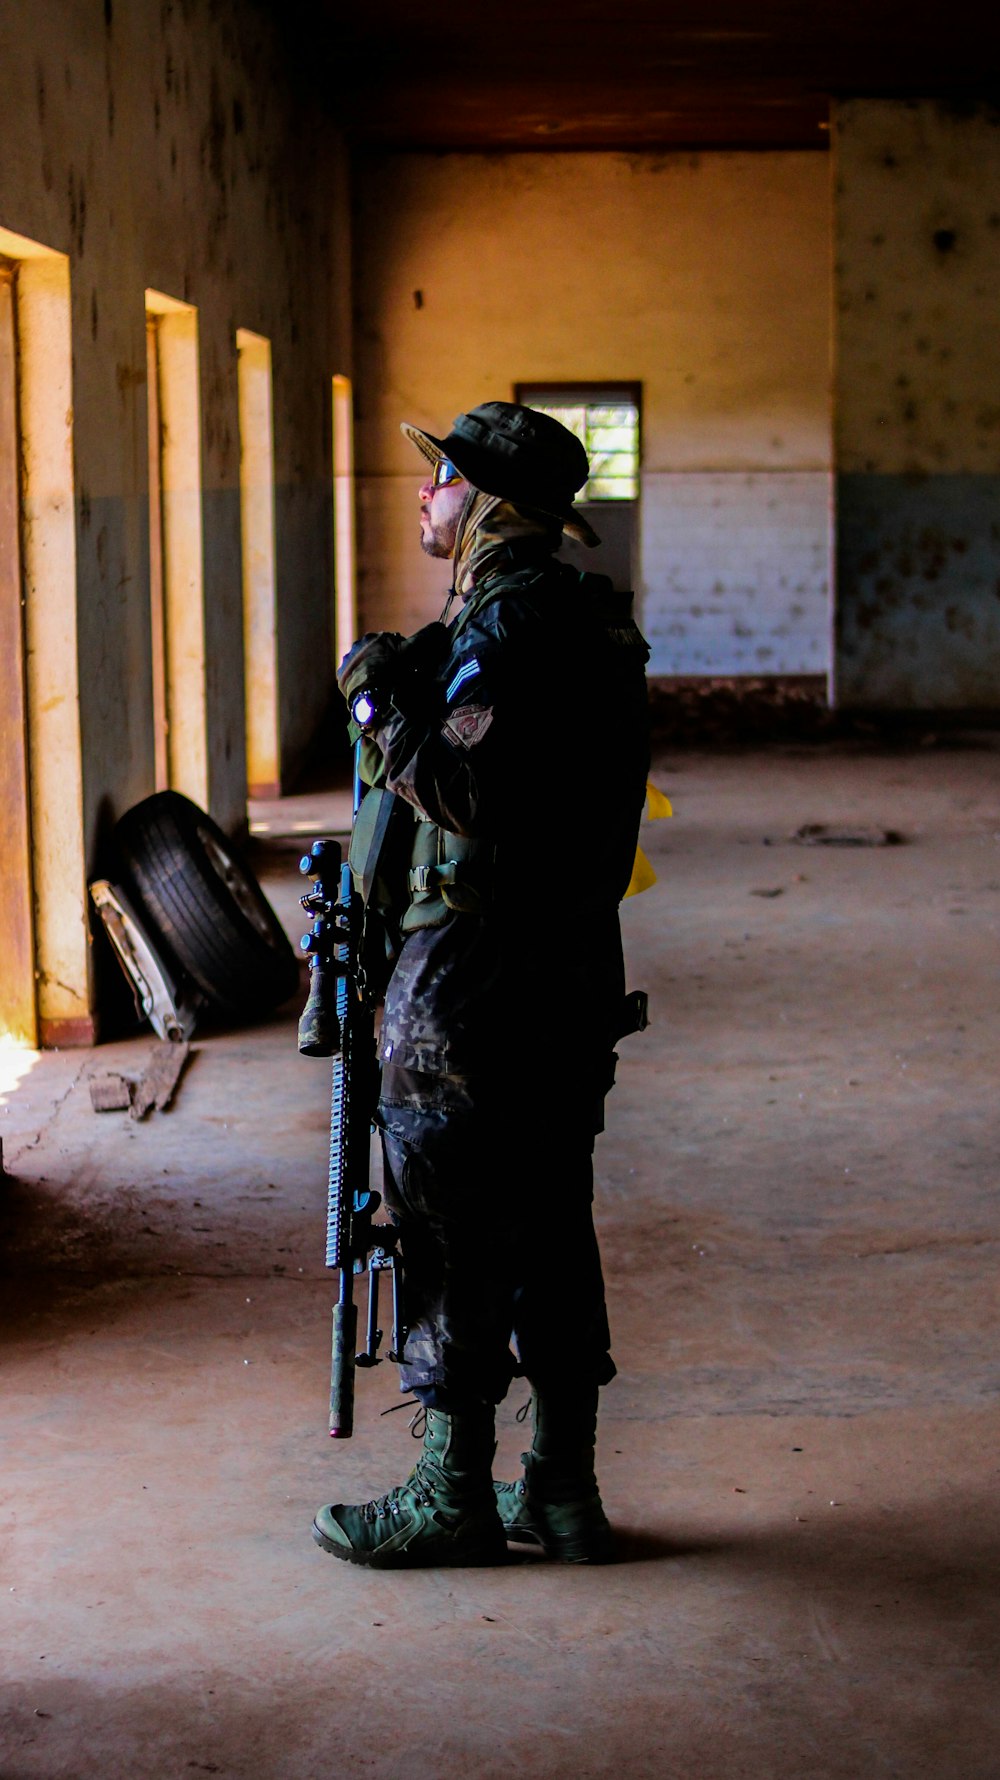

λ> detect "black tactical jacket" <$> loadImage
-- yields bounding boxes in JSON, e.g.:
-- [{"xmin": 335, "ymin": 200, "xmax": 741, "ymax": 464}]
[{"xmin": 367, "ymin": 548, "xmax": 651, "ymax": 1082}]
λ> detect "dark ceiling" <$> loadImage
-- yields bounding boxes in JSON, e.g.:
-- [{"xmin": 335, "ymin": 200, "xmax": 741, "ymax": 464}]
[{"xmin": 296, "ymin": 1, "xmax": 1000, "ymax": 151}]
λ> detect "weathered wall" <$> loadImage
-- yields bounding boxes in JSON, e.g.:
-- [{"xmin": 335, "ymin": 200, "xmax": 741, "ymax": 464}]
[
  {"xmin": 0, "ymin": 0, "xmax": 348, "ymax": 1036},
  {"xmin": 1, "ymin": 0, "xmax": 347, "ymax": 828},
  {"xmin": 833, "ymin": 99, "xmax": 1000, "ymax": 708},
  {"xmin": 352, "ymin": 151, "xmax": 832, "ymax": 675}
]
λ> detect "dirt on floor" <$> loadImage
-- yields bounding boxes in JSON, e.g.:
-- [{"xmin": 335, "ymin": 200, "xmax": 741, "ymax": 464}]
[{"xmin": 2, "ymin": 739, "xmax": 999, "ymax": 1780}]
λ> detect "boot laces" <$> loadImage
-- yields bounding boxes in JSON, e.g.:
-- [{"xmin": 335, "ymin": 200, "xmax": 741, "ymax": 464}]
[
  {"xmin": 495, "ymin": 1451, "xmax": 532, "ymax": 1503},
  {"xmin": 494, "ymin": 1479, "xmax": 526, "ymax": 1502},
  {"xmin": 378, "ymin": 1398, "xmax": 426, "ymax": 1438},
  {"xmin": 361, "ymin": 1457, "xmax": 435, "ymax": 1522}
]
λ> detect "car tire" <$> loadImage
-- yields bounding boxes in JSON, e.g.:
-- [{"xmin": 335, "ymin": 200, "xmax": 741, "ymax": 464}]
[{"xmin": 114, "ymin": 790, "xmax": 299, "ymax": 1018}]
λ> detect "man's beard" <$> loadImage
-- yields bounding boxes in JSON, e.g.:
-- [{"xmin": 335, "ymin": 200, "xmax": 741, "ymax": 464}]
[{"xmin": 420, "ymin": 513, "xmax": 459, "ymax": 559}]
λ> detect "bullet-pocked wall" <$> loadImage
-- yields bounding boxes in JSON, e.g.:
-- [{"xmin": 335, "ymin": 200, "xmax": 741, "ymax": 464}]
[
  {"xmin": 0, "ymin": 0, "xmax": 348, "ymax": 1040},
  {"xmin": 352, "ymin": 151, "xmax": 832, "ymax": 675},
  {"xmin": 834, "ymin": 100, "xmax": 1000, "ymax": 708}
]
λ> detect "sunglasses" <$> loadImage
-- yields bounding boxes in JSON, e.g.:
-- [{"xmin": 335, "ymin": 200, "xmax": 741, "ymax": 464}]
[{"xmin": 431, "ymin": 459, "xmax": 465, "ymax": 489}]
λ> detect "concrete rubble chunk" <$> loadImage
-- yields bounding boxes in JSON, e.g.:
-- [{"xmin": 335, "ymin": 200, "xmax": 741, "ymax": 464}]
[{"xmin": 89, "ymin": 1075, "xmax": 134, "ymax": 1113}]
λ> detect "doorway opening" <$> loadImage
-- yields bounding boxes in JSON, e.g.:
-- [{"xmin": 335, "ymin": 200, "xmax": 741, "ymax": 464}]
[
  {"xmin": 0, "ymin": 257, "xmax": 36, "ymax": 1046},
  {"xmin": 145, "ymin": 289, "xmax": 208, "ymax": 808},
  {"xmin": 236, "ymin": 329, "xmax": 280, "ymax": 800},
  {"xmin": 0, "ymin": 225, "xmax": 88, "ymax": 1046},
  {"xmin": 332, "ymin": 373, "xmax": 357, "ymax": 665}
]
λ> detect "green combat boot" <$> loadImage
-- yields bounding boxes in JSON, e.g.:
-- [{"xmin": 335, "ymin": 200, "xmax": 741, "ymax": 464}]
[
  {"xmin": 495, "ymin": 1388, "xmax": 615, "ymax": 1564},
  {"xmin": 312, "ymin": 1404, "xmax": 507, "ymax": 1570}
]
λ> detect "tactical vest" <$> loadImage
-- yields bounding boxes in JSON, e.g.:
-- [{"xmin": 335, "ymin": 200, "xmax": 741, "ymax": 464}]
[
  {"xmin": 351, "ymin": 562, "xmax": 649, "ymax": 936},
  {"xmin": 401, "ymin": 818, "xmax": 492, "ymax": 932},
  {"xmin": 347, "ymin": 785, "xmax": 488, "ymax": 936}
]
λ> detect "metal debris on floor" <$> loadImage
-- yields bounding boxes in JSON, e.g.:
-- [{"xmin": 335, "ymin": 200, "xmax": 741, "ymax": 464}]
[{"xmin": 792, "ymin": 823, "xmax": 905, "ymax": 847}]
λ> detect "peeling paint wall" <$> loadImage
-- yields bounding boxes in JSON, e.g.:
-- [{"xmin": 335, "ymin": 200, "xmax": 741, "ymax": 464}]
[
  {"xmin": 352, "ymin": 151, "xmax": 831, "ymax": 674},
  {"xmin": 833, "ymin": 99, "xmax": 1000, "ymax": 708},
  {"xmin": 0, "ymin": 0, "xmax": 349, "ymax": 1034},
  {"xmin": 0, "ymin": 0, "xmax": 348, "ymax": 826}
]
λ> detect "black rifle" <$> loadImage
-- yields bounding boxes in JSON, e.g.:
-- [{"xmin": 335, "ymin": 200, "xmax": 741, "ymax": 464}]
[{"xmin": 297, "ymin": 754, "xmax": 405, "ymax": 1438}]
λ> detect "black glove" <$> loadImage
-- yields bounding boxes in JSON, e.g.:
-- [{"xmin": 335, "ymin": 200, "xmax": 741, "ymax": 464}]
[
  {"xmin": 389, "ymin": 622, "xmax": 451, "ymax": 713},
  {"xmin": 336, "ymin": 632, "xmax": 405, "ymax": 709}
]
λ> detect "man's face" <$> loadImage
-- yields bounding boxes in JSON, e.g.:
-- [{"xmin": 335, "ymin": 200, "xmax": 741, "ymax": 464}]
[{"xmin": 419, "ymin": 467, "xmax": 468, "ymax": 559}]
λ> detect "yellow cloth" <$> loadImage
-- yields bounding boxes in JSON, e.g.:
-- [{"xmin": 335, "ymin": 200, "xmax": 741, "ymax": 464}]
[
  {"xmin": 624, "ymin": 843, "xmax": 657, "ymax": 899},
  {"xmin": 623, "ymin": 781, "xmax": 672, "ymax": 898}
]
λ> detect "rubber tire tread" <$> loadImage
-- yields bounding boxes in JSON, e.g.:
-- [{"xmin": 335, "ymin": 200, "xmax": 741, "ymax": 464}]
[{"xmin": 114, "ymin": 790, "xmax": 298, "ymax": 1016}]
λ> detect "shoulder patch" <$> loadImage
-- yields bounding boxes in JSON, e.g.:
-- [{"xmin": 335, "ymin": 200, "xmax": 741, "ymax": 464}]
[{"xmin": 442, "ymin": 704, "xmax": 494, "ymax": 751}]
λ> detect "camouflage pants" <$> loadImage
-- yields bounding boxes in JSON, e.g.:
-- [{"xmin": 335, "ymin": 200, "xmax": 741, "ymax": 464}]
[{"xmin": 377, "ymin": 1062, "xmax": 616, "ymax": 1407}]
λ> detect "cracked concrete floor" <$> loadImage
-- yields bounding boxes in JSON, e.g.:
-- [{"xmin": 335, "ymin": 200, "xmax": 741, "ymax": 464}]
[{"xmin": 2, "ymin": 741, "xmax": 999, "ymax": 1779}]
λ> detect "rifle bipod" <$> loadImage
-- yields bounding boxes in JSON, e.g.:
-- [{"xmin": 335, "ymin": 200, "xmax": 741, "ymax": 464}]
[
  {"xmin": 328, "ymin": 1212, "xmax": 407, "ymax": 1438},
  {"xmin": 356, "ymin": 1227, "xmax": 406, "ymax": 1370}
]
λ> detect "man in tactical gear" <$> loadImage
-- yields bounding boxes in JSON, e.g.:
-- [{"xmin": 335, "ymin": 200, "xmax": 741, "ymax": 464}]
[{"xmin": 312, "ymin": 401, "xmax": 651, "ymax": 1569}]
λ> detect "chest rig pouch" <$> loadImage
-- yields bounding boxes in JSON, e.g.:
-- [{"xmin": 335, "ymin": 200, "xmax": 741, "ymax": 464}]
[
  {"xmin": 347, "ymin": 787, "xmax": 417, "ymax": 992},
  {"xmin": 401, "ymin": 819, "xmax": 494, "ymax": 933}
]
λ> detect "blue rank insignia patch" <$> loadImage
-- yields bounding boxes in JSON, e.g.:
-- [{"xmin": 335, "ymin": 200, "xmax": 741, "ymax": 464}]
[
  {"xmin": 442, "ymin": 704, "xmax": 494, "ymax": 750},
  {"xmin": 445, "ymin": 657, "xmax": 480, "ymax": 703}
]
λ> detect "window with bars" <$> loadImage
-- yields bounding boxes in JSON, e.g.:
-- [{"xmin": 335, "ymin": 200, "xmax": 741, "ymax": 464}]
[{"xmin": 515, "ymin": 383, "xmax": 640, "ymax": 501}]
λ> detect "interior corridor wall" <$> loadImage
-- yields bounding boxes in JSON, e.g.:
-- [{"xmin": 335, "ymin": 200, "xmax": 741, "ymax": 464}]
[
  {"xmin": 0, "ymin": 0, "xmax": 348, "ymax": 1036},
  {"xmin": 0, "ymin": 2, "xmax": 346, "ymax": 840},
  {"xmin": 352, "ymin": 151, "xmax": 831, "ymax": 676},
  {"xmin": 833, "ymin": 99, "xmax": 1000, "ymax": 708}
]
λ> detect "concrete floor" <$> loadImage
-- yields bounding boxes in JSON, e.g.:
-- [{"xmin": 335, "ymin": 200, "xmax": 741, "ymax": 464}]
[{"xmin": 2, "ymin": 741, "xmax": 999, "ymax": 1779}]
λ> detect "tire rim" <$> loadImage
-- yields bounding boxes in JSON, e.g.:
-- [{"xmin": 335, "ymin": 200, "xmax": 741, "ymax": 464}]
[{"xmin": 196, "ymin": 825, "xmax": 279, "ymax": 947}]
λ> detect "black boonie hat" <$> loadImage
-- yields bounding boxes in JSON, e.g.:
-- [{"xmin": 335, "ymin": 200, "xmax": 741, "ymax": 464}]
[{"xmin": 401, "ymin": 401, "xmax": 600, "ymax": 545}]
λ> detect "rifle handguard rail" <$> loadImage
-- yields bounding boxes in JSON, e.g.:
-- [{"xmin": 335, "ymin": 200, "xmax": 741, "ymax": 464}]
[{"xmin": 296, "ymin": 781, "xmax": 406, "ymax": 1440}]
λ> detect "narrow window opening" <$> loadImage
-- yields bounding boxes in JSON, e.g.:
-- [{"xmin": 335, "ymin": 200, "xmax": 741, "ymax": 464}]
[
  {"xmin": 516, "ymin": 382, "xmax": 641, "ymax": 594},
  {"xmin": 515, "ymin": 382, "xmax": 641, "ymax": 501}
]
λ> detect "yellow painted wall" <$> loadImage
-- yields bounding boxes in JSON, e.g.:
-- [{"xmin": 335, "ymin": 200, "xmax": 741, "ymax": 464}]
[{"xmin": 353, "ymin": 151, "xmax": 832, "ymax": 674}]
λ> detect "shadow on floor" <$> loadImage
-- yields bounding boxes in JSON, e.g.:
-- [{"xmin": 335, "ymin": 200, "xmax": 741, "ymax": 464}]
[{"xmin": 2, "ymin": 1493, "xmax": 998, "ymax": 1778}]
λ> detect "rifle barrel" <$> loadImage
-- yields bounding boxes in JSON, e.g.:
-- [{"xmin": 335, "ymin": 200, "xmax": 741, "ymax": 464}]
[{"xmin": 329, "ymin": 1277, "xmax": 357, "ymax": 1439}]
